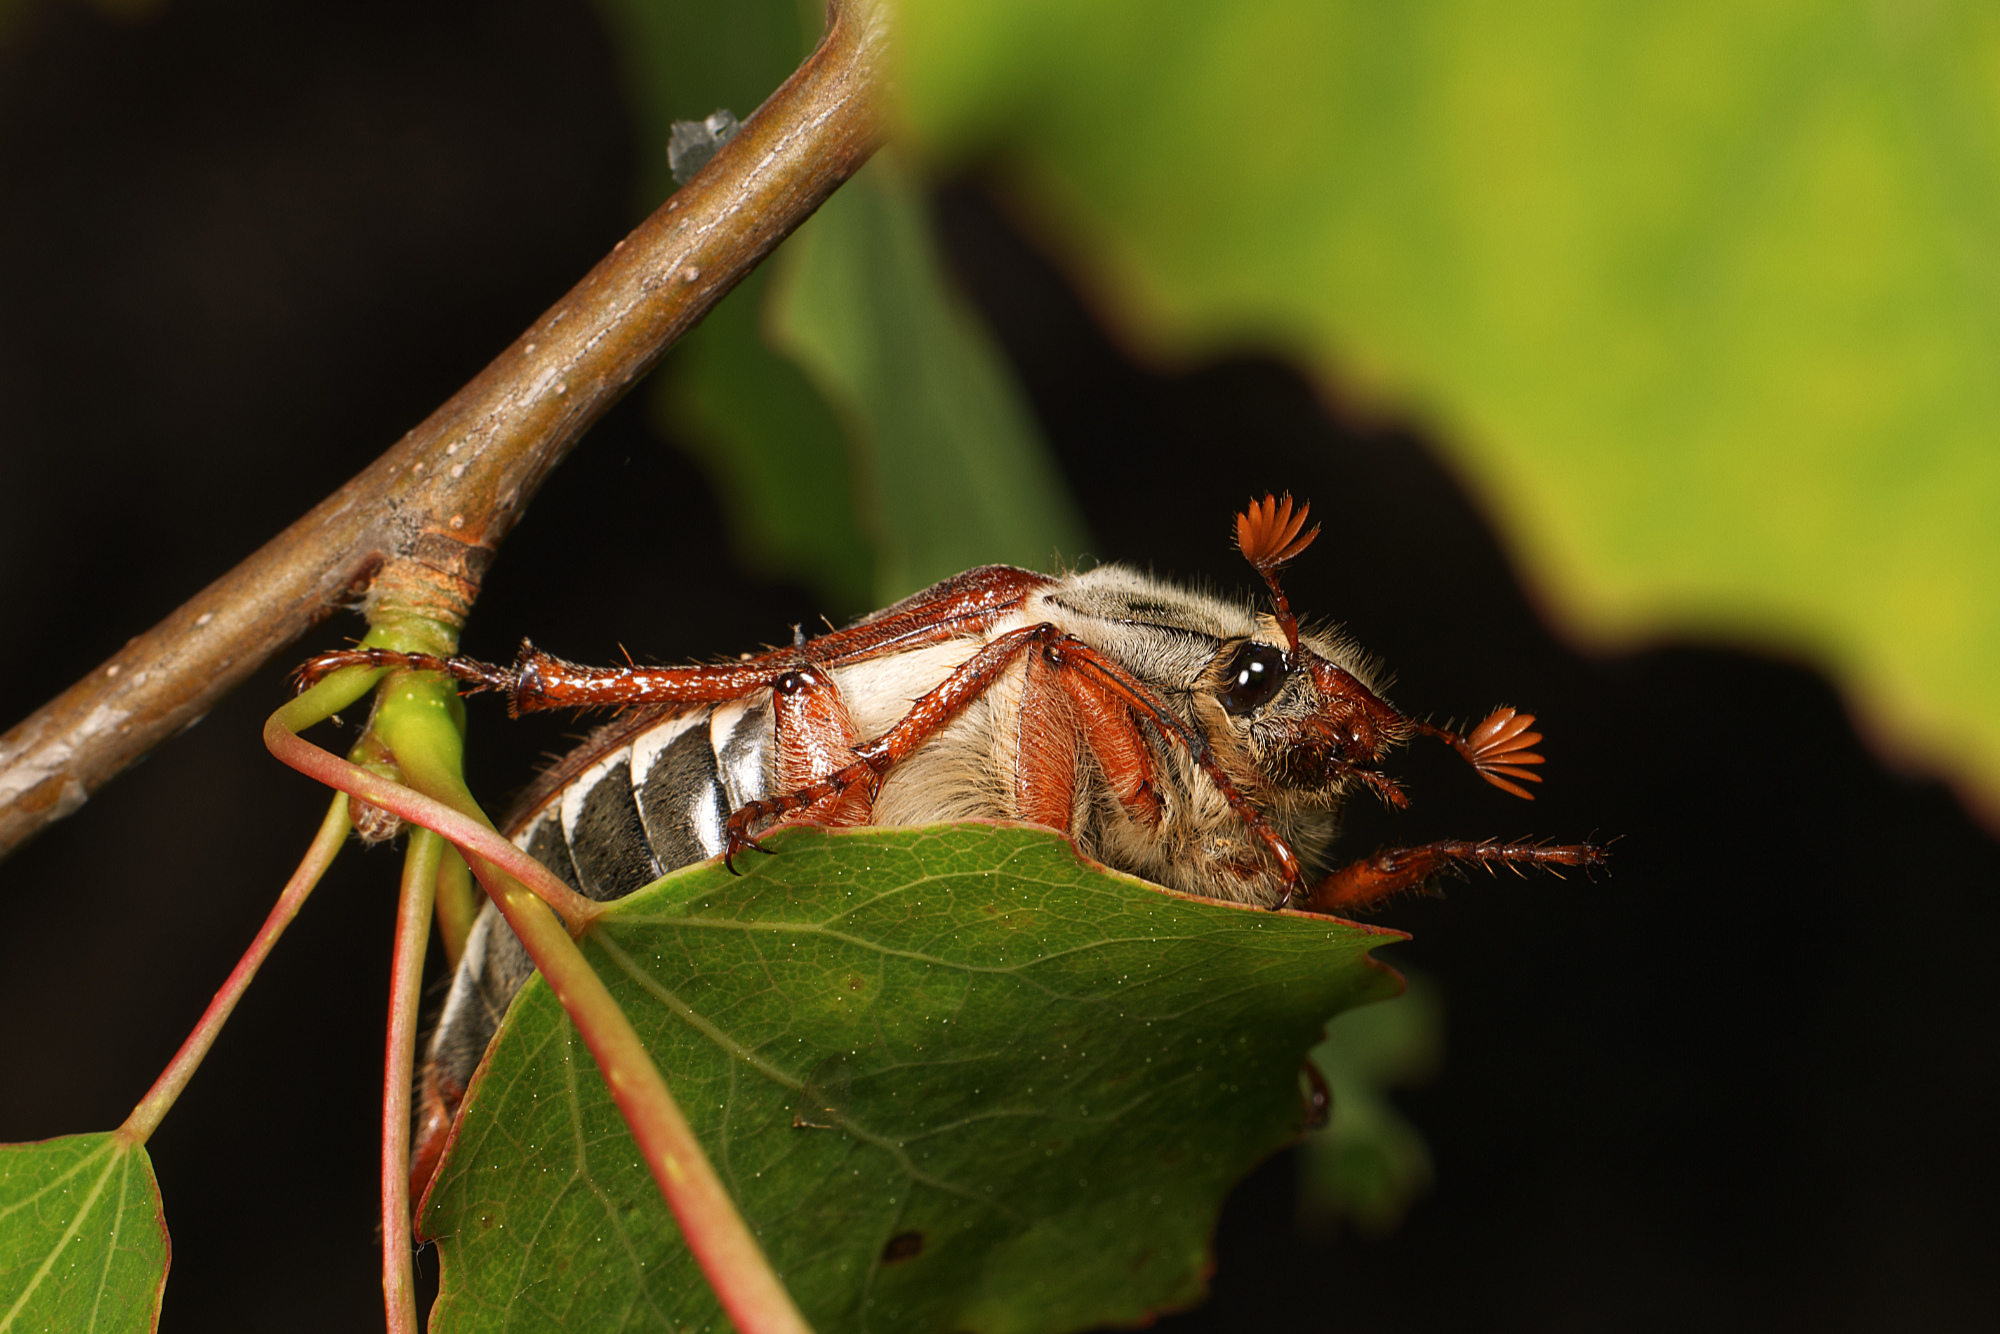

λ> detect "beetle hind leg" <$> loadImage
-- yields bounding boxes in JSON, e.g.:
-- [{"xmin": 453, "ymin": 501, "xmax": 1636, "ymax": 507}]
[{"xmin": 294, "ymin": 646, "xmax": 518, "ymax": 694}]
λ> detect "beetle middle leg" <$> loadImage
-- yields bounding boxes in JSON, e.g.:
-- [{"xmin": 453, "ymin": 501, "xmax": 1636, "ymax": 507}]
[{"xmin": 725, "ymin": 623, "xmax": 1067, "ymax": 864}]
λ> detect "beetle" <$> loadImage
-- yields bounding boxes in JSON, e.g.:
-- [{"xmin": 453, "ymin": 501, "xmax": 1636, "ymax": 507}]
[{"xmin": 303, "ymin": 492, "xmax": 1604, "ymax": 1203}]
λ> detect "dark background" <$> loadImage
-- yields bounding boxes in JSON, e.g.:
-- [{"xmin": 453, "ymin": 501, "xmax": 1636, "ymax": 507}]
[{"xmin": 2, "ymin": 2, "xmax": 1996, "ymax": 1330}]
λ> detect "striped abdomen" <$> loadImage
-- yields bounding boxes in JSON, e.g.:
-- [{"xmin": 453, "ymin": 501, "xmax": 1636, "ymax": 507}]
[{"xmin": 413, "ymin": 699, "xmax": 776, "ymax": 1192}]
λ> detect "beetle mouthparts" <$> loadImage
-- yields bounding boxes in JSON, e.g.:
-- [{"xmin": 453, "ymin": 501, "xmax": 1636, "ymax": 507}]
[{"xmin": 1357, "ymin": 768, "xmax": 1411, "ymax": 810}]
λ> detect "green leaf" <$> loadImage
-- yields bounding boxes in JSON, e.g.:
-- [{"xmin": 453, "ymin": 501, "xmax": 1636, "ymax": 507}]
[
  {"xmin": 590, "ymin": 0, "xmax": 877, "ymax": 614},
  {"xmin": 891, "ymin": 0, "xmax": 2000, "ymax": 814},
  {"xmin": 656, "ymin": 267, "xmax": 877, "ymax": 616},
  {"xmin": 769, "ymin": 156, "xmax": 1091, "ymax": 605},
  {"xmin": 426, "ymin": 823, "xmax": 1401, "ymax": 1333},
  {"xmin": 1297, "ymin": 971, "xmax": 1442, "ymax": 1237},
  {"xmin": 594, "ymin": 0, "xmax": 1087, "ymax": 614},
  {"xmin": 0, "ymin": 1132, "xmax": 169, "ymax": 1333}
]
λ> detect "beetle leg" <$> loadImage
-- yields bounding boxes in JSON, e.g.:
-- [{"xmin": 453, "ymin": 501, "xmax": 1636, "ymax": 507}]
[
  {"xmin": 407, "ymin": 1073, "xmax": 462, "ymax": 1215},
  {"xmin": 294, "ymin": 646, "xmax": 515, "ymax": 693},
  {"xmin": 771, "ymin": 667, "xmax": 872, "ymax": 827},
  {"xmin": 1304, "ymin": 839, "xmax": 1608, "ymax": 915},
  {"xmin": 296, "ymin": 642, "xmax": 782, "ymax": 713},
  {"xmin": 1032, "ymin": 637, "xmax": 1308, "ymax": 906},
  {"xmin": 726, "ymin": 623, "xmax": 1063, "ymax": 864},
  {"xmin": 1013, "ymin": 646, "xmax": 1081, "ymax": 832},
  {"xmin": 793, "ymin": 564, "xmax": 1055, "ymax": 666},
  {"xmin": 1049, "ymin": 662, "xmax": 1163, "ymax": 829},
  {"xmin": 297, "ymin": 568, "xmax": 1056, "ymax": 714}
]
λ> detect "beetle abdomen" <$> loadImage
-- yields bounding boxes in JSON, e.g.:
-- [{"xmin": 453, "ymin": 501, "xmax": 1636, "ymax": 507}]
[
  {"xmin": 523, "ymin": 698, "xmax": 773, "ymax": 901},
  {"xmin": 415, "ymin": 699, "xmax": 775, "ymax": 1197}
]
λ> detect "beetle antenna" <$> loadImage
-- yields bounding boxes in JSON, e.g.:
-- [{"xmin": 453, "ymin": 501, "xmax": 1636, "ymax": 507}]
[
  {"xmin": 1235, "ymin": 492, "xmax": 1320, "ymax": 658},
  {"xmin": 1414, "ymin": 706, "xmax": 1547, "ymax": 800}
]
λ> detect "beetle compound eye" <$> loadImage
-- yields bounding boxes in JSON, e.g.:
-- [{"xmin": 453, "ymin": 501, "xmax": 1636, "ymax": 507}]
[{"xmin": 1219, "ymin": 642, "xmax": 1289, "ymax": 716}]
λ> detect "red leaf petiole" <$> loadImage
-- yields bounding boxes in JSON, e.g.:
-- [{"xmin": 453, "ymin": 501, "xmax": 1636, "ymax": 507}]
[{"xmin": 267, "ymin": 665, "xmax": 815, "ymax": 1334}]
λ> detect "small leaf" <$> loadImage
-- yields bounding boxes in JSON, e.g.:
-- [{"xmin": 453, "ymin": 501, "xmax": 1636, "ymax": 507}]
[
  {"xmin": 769, "ymin": 157, "xmax": 1092, "ymax": 604},
  {"xmin": 427, "ymin": 823, "xmax": 1402, "ymax": 1333},
  {"xmin": 1297, "ymin": 971, "xmax": 1442, "ymax": 1237},
  {"xmin": 0, "ymin": 1132, "xmax": 169, "ymax": 1333}
]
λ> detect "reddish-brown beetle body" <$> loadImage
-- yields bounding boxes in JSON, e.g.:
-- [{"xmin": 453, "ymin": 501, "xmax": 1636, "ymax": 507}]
[{"xmin": 303, "ymin": 494, "xmax": 1604, "ymax": 1208}]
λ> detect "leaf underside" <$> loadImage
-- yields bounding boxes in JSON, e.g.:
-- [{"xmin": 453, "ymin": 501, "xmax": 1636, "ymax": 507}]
[
  {"xmin": 0, "ymin": 1132, "xmax": 169, "ymax": 1334},
  {"xmin": 425, "ymin": 823, "xmax": 1403, "ymax": 1334},
  {"xmin": 892, "ymin": 0, "xmax": 2000, "ymax": 816}
]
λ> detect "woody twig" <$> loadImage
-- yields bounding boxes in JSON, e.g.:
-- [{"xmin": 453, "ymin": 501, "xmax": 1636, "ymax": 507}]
[{"xmin": 0, "ymin": 0, "xmax": 886, "ymax": 863}]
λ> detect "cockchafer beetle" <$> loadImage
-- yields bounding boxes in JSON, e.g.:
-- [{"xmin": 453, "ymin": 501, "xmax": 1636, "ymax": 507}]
[{"xmin": 302, "ymin": 492, "xmax": 1604, "ymax": 1202}]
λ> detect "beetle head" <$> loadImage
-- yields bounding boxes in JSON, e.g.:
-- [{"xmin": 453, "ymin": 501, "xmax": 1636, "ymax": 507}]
[
  {"xmin": 1211, "ymin": 495, "xmax": 1413, "ymax": 805},
  {"xmin": 1215, "ymin": 493, "xmax": 1546, "ymax": 808}
]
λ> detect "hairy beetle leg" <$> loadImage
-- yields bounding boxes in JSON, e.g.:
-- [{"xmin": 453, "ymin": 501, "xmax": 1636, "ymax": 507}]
[
  {"xmin": 1306, "ymin": 839, "xmax": 1607, "ymax": 915},
  {"xmin": 721, "ymin": 665, "xmax": 882, "ymax": 873}
]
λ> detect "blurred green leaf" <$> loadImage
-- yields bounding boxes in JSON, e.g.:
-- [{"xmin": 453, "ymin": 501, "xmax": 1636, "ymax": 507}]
[
  {"xmin": 770, "ymin": 156, "xmax": 1090, "ymax": 604},
  {"xmin": 593, "ymin": 0, "xmax": 876, "ymax": 613},
  {"xmin": 892, "ymin": 0, "xmax": 2000, "ymax": 815},
  {"xmin": 659, "ymin": 267, "xmax": 877, "ymax": 614},
  {"xmin": 0, "ymin": 1132, "xmax": 169, "ymax": 1333},
  {"xmin": 426, "ymin": 823, "xmax": 1402, "ymax": 1333},
  {"xmin": 1298, "ymin": 970, "xmax": 1441, "ymax": 1238},
  {"xmin": 596, "ymin": 0, "xmax": 1087, "ymax": 615}
]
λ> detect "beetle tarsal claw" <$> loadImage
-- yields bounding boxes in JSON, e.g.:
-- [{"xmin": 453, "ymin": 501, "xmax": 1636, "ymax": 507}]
[{"xmin": 721, "ymin": 824, "xmax": 775, "ymax": 874}]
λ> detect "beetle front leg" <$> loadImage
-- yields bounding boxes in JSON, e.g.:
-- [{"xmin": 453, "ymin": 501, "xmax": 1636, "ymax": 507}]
[
  {"xmin": 1049, "ymin": 662, "xmax": 1163, "ymax": 829},
  {"xmin": 1034, "ymin": 638, "xmax": 1307, "ymax": 905},
  {"xmin": 1013, "ymin": 647, "xmax": 1081, "ymax": 832},
  {"xmin": 1304, "ymin": 839, "xmax": 1607, "ymax": 915}
]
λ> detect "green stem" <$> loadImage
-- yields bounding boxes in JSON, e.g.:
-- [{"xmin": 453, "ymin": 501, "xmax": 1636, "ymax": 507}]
[
  {"xmin": 433, "ymin": 844, "xmax": 476, "ymax": 968},
  {"xmin": 382, "ymin": 828, "xmax": 441, "ymax": 1334},
  {"xmin": 264, "ymin": 701, "xmax": 599, "ymax": 929},
  {"xmin": 120, "ymin": 670, "xmax": 381, "ymax": 1145},
  {"xmin": 466, "ymin": 864, "xmax": 814, "ymax": 1334},
  {"xmin": 276, "ymin": 668, "xmax": 813, "ymax": 1333}
]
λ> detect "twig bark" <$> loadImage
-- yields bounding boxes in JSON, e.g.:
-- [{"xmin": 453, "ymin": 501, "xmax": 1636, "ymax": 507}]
[{"xmin": 0, "ymin": 0, "xmax": 885, "ymax": 863}]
